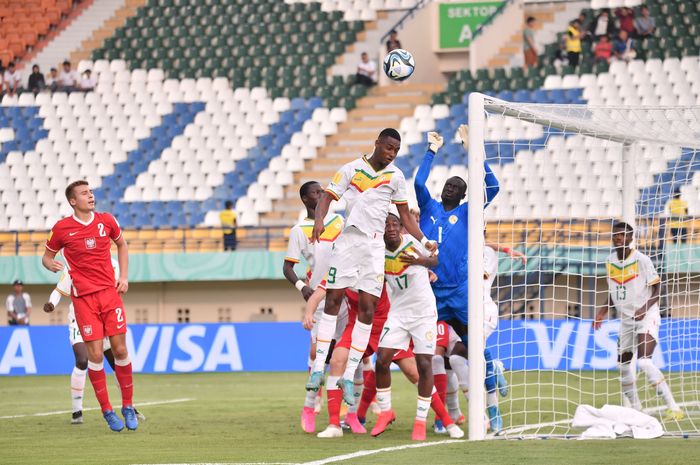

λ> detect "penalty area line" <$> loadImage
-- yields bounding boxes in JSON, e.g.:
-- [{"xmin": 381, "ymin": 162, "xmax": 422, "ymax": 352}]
[{"xmin": 0, "ymin": 397, "xmax": 195, "ymax": 420}]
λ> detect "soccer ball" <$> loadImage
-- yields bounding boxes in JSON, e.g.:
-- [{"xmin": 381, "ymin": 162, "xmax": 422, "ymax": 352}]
[{"xmin": 383, "ymin": 49, "xmax": 415, "ymax": 82}]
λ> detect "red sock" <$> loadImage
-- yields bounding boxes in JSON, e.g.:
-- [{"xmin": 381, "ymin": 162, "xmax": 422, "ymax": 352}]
[
  {"xmin": 327, "ymin": 389, "xmax": 342, "ymax": 427},
  {"xmin": 431, "ymin": 391, "xmax": 454, "ymax": 426},
  {"xmin": 357, "ymin": 370, "xmax": 376, "ymax": 420},
  {"xmin": 87, "ymin": 363, "xmax": 112, "ymax": 413},
  {"xmin": 434, "ymin": 373, "xmax": 448, "ymax": 404},
  {"xmin": 114, "ymin": 361, "xmax": 134, "ymax": 408}
]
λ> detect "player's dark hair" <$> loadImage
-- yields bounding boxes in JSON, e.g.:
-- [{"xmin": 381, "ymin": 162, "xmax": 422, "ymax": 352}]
[
  {"xmin": 65, "ymin": 180, "xmax": 89, "ymax": 201},
  {"xmin": 225, "ymin": 200, "xmax": 233, "ymax": 209},
  {"xmin": 378, "ymin": 128, "xmax": 401, "ymax": 142},
  {"xmin": 299, "ymin": 181, "xmax": 319, "ymax": 199},
  {"xmin": 387, "ymin": 212, "xmax": 401, "ymax": 224},
  {"xmin": 526, "ymin": 16, "xmax": 535, "ymax": 24},
  {"xmin": 613, "ymin": 221, "xmax": 634, "ymax": 233}
]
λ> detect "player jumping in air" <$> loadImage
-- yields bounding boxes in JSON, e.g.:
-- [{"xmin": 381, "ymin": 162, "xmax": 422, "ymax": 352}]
[
  {"xmin": 283, "ymin": 180, "xmax": 347, "ymax": 433},
  {"xmin": 414, "ymin": 126, "xmax": 504, "ymax": 429},
  {"xmin": 306, "ymin": 128, "xmax": 436, "ymax": 404},
  {"xmin": 372, "ymin": 213, "xmax": 464, "ymax": 440},
  {"xmin": 42, "ymin": 180, "xmax": 137, "ymax": 432},
  {"xmin": 43, "ymin": 260, "xmax": 144, "ymax": 425},
  {"xmin": 593, "ymin": 221, "xmax": 684, "ymax": 421}
]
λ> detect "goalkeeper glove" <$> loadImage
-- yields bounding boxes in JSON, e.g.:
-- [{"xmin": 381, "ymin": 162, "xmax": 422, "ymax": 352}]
[
  {"xmin": 457, "ymin": 124, "xmax": 469, "ymax": 146},
  {"xmin": 427, "ymin": 131, "xmax": 444, "ymax": 153}
]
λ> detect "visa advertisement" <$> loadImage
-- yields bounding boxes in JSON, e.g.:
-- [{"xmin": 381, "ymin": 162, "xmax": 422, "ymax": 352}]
[{"xmin": 1, "ymin": 320, "xmax": 699, "ymax": 376}]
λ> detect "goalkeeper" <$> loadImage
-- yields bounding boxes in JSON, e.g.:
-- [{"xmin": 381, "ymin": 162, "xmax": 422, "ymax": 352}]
[{"xmin": 414, "ymin": 126, "xmax": 503, "ymax": 422}]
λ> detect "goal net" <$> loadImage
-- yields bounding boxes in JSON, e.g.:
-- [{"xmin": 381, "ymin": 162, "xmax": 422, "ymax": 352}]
[{"xmin": 466, "ymin": 93, "xmax": 700, "ymax": 439}]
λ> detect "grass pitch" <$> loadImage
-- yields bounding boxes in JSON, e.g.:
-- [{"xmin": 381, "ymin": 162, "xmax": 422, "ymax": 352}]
[{"xmin": 1, "ymin": 372, "xmax": 699, "ymax": 465}]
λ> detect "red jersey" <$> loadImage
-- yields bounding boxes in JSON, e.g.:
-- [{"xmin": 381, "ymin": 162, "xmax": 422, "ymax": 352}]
[
  {"xmin": 345, "ymin": 284, "xmax": 390, "ymax": 321},
  {"xmin": 46, "ymin": 211, "xmax": 122, "ymax": 297}
]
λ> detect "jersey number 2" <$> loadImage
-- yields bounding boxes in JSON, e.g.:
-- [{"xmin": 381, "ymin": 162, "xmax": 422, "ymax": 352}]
[{"xmin": 97, "ymin": 223, "xmax": 106, "ymax": 237}]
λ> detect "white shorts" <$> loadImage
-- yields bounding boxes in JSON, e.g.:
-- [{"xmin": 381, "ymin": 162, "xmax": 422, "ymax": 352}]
[
  {"xmin": 311, "ymin": 299, "xmax": 349, "ymax": 343},
  {"xmin": 325, "ymin": 226, "xmax": 384, "ymax": 297},
  {"xmin": 379, "ymin": 313, "xmax": 438, "ymax": 355},
  {"xmin": 68, "ymin": 304, "xmax": 111, "ymax": 350},
  {"xmin": 618, "ymin": 307, "xmax": 660, "ymax": 356}
]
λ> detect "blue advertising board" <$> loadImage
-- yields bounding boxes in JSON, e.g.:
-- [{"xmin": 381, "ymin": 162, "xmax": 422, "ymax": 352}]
[{"xmin": 1, "ymin": 320, "xmax": 699, "ymax": 376}]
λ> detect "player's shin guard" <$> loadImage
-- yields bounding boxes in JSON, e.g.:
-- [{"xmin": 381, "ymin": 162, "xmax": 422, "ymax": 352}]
[
  {"xmin": 619, "ymin": 361, "xmax": 642, "ymax": 410},
  {"xmin": 432, "ymin": 356, "xmax": 447, "ymax": 404},
  {"xmin": 416, "ymin": 395, "xmax": 431, "ymax": 422},
  {"xmin": 637, "ymin": 358, "xmax": 679, "ymax": 410},
  {"xmin": 71, "ymin": 366, "xmax": 87, "ymax": 413},
  {"xmin": 326, "ymin": 376, "xmax": 342, "ymax": 427},
  {"xmin": 313, "ymin": 313, "xmax": 337, "ymax": 372},
  {"xmin": 430, "ymin": 386, "xmax": 454, "ymax": 426},
  {"xmin": 348, "ymin": 364, "xmax": 364, "ymax": 414},
  {"xmin": 357, "ymin": 369, "xmax": 376, "ymax": 420},
  {"xmin": 114, "ymin": 357, "xmax": 134, "ymax": 408},
  {"xmin": 449, "ymin": 354, "xmax": 469, "ymax": 395},
  {"xmin": 484, "ymin": 348, "xmax": 497, "ymax": 393},
  {"xmin": 446, "ymin": 370, "xmax": 462, "ymax": 421},
  {"xmin": 87, "ymin": 360, "xmax": 112, "ymax": 413},
  {"xmin": 342, "ymin": 320, "xmax": 372, "ymax": 380}
]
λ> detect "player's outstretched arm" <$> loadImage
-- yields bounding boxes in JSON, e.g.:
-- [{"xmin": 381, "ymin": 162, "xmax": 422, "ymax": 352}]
[
  {"xmin": 414, "ymin": 133, "xmax": 443, "ymax": 208},
  {"xmin": 457, "ymin": 124, "xmax": 500, "ymax": 206},
  {"xmin": 43, "ymin": 289, "xmax": 63, "ymax": 313},
  {"xmin": 42, "ymin": 249, "xmax": 63, "ymax": 272},
  {"xmin": 303, "ymin": 287, "xmax": 326, "ymax": 330},
  {"xmin": 592, "ymin": 295, "xmax": 613, "ymax": 330},
  {"xmin": 311, "ymin": 192, "xmax": 333, "ymax": 243},
  {"xmin": 114, "ymin": 235, "xmax": 129, "ymax": 294},
  {"xmin": 397, "ymin": 203, "xmax": 437, "ymax": 254}
]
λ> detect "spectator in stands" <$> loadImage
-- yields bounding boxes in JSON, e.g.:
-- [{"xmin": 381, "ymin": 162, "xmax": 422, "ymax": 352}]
[
  {"xmin": 6, "ymin": 279, "xmax": 32, "ymax": 326},
  {"xmin": 613, "ymin": 30, "xmax": 636, "ymax": 62},
  {"xmin": 386, "ymin": 30, "xmax": 402, "ymax": 53},
  {"xmin": 667, "ymin": 190, "xmax": 689, "ymax": 244},
  {"xmin": 615, "ymin": 7, "xmax": 635, "ymax": 37},
  {"xmin": 634, "ymin": 5, "xmax": 655, "ymax": 39},
  {"xmin": 355, "ymin": 52, "xmax": 377, "ymax": 87},
  {"xmin": 565, "ymin": 20, "xmax": 582, "ymax": 70},
  {"xmin": 589, "ymin": 9, "xmax": 615, "ymax": 41},
  {"xmin": 3, "ymin": 62, "xmax": 22, "ymax": 96},
  {"xmin": 594, "ymin": 35, "xmax": 613, "ymax": 63},
  {"xmin": 58, "ymin": 60, "xmax": 79, "ymax": 92},
  {"xmin": 220, "ymin": 200, "xmax": 238, "ymax": 251},
  {"xmin": 28, "ymin": 64, "xmax": 46, "ymax": 95},
  {"xmin": 577, "ymin": 11, "xmax": 592, "ymax": 42},
  {"xmin": 523, "ymin": 17, "xmax": 538, "ymax": 70},
  {"xmin": 79, "ymin": 69, "xmax": 96, "ymax": 92},
  {"xmin": 46, "ymin": 67, "xmax": 59, "ymax": 92}
]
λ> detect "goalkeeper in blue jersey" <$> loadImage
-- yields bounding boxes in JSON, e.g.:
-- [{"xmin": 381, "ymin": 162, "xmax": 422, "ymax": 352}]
[{"xmin": 414, "ymin": 125, "xmax": 506, "ymax": 430}]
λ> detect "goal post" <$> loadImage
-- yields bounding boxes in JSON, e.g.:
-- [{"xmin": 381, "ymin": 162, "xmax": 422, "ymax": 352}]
[{"xmin": 467, "ymin": 92, "xmax": 700, "ymax": 439}]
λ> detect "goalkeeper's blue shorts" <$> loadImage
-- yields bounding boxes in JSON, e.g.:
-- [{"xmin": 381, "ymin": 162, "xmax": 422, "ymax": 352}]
[{"xmin": 434, "ymin": 282, "xmax": 468, "ymax": 325}]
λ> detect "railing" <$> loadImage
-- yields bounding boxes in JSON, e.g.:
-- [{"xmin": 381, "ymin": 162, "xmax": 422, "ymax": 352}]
[
  {"xmin": 0, "ymin": 225, "xmax": 291, "ymax": 256},
  {"xmin": 379, "ymin": 0, "xmax": 429, "ymax": 45}
]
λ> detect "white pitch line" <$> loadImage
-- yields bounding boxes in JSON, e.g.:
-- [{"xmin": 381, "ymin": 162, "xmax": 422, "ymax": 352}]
[
  {"xmin": 299, "ymin": 439, "xmax": 466, "ymax": 465},
  {"xmin": 0, "ymin": 397, "xmax": 195, "ymax": 420}
]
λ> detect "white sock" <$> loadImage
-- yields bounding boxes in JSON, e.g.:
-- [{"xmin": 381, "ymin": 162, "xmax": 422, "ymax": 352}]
[
  {"xmin": 348, "ymin": 363, "xmax": 364, "ymax": 413},
  {"xmin": 487, "ymin": 391, "xmax": 498, "ymax": 408},
  {"xmin": 376, "ymin": 387, "xmax": 392, "ymax": 411},
  {"xmin": 416, "ymin": 395, "xmax": 431, "ymax": 421},
  {"xmin": 312, "ymin": 313, "xmax": 337, "ymax": 372},
  {"xmin": 449, "ymin": 354, "xmax": 470, "ymax": 394},
  {"xmin": 303, "ymin": 389, "xmax": 317, "ymax": 409},
  {"xmin": 70, "ymin": 366, "xmax": 87, "ymax": 413},
  {"xmin": 327, "ymin": 375, "xmax": 340, "ymax": 392},
  {"xmin": 362, "ymin": 358, "xmax": 374, "ymax": 372},
  {"xmin": 446, "ymin": 370, "xmax": 461, "ymax": 418},
  {"xmin": 432, "ymin": 355, "xmax": 446, "ymax": 376},
  {"xmin": 619, "ymin": 362, "xmax": 642, "ymax": 410},
  {"xmin": 342, "ymin": 320, "xmax": 372, "ymax": 380},
  {"xmin": 638, "ymin": 358, "xmax": 678, "ymax": 410}
]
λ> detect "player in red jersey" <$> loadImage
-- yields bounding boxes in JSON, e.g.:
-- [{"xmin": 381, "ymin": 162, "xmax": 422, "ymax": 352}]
[{"xmin": 42, "ymin": 180, "xmax": 136, "ymax": 432}]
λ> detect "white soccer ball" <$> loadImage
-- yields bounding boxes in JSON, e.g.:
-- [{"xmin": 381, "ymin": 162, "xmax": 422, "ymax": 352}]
[{"xmin": 383, "ymin": 49, "xmax": 415, "ymax": 82}]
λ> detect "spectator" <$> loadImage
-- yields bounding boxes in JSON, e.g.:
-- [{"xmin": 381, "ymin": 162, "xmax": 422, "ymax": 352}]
[
  {"xmin": 634, "ymin": 5, "xmax": 655, "ymax": 38},
  {"xmin": 3, "ymin": 62, "xmax": 23, "ymax": 96},
  {"xmin": 613, "ymin": 30, "xmax": 636, "ymax": 62},
  {"xmin": 219, "ymin": 200, "xmax": 238, "ymax": 251},
  {"xmin": 28, "ymin": 64, "xmax": 46, "ymax": 95},
  {"xmin": 577, "ymin": 11, "xmax": 592, "ymax": 42},
  {"xmin": 590, "ymin": 9, "xmax": 615, "ymax": 41},
  {"xmin": 57, "ymin": 60, "xmax": 79, "ymax": 92},
  {"xmin": 6, "ymin": 279, "xmax": 31, "ymax": 326},
  {"xmin": 386, "ymin": 29, "xmax": 402, "ymax": 53},
  {"xmin": 79, "ymin": 69, "xmax": 96, "ymax": 92},
  {"xmin": 46, "ymin": 67, "xmax": 59, "ymax": 92},
  {"xmin": 355, "ymin": 52, "xmax": 377, "ymax": 87},
  {"xmin": 565, "ymin": 20, "xmax": 582, "ymax": 70},
  {"xmin": 667, "ymin": 190, "xmax": 689, "ymax": 244},
  {"xmin": 523, "ymin": 17, "xmax": 538, "ymax": 70},
  {"xmin": 615, "ymin": 7, "xmax": 635, "ymax": 37},
  {"xmin": 594, "ymin": 35, "xmax": 613, "ymax": 63}
]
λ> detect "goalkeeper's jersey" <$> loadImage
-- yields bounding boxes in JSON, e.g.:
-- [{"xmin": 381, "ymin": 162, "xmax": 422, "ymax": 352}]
[{"xmin": 606, "ymin": 249, "xmax": 660, "ymax": 319}]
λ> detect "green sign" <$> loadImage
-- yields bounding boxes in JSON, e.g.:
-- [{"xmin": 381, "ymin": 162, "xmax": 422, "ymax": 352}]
[{"xmin": 438, "ymin": 1, "xmax": 504, "ymax": 49}]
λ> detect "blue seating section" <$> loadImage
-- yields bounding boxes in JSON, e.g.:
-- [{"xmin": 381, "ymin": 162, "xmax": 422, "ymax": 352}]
[{"xmin": 0, "ymin": 107, "xmax": 48, "ymax": 163}]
